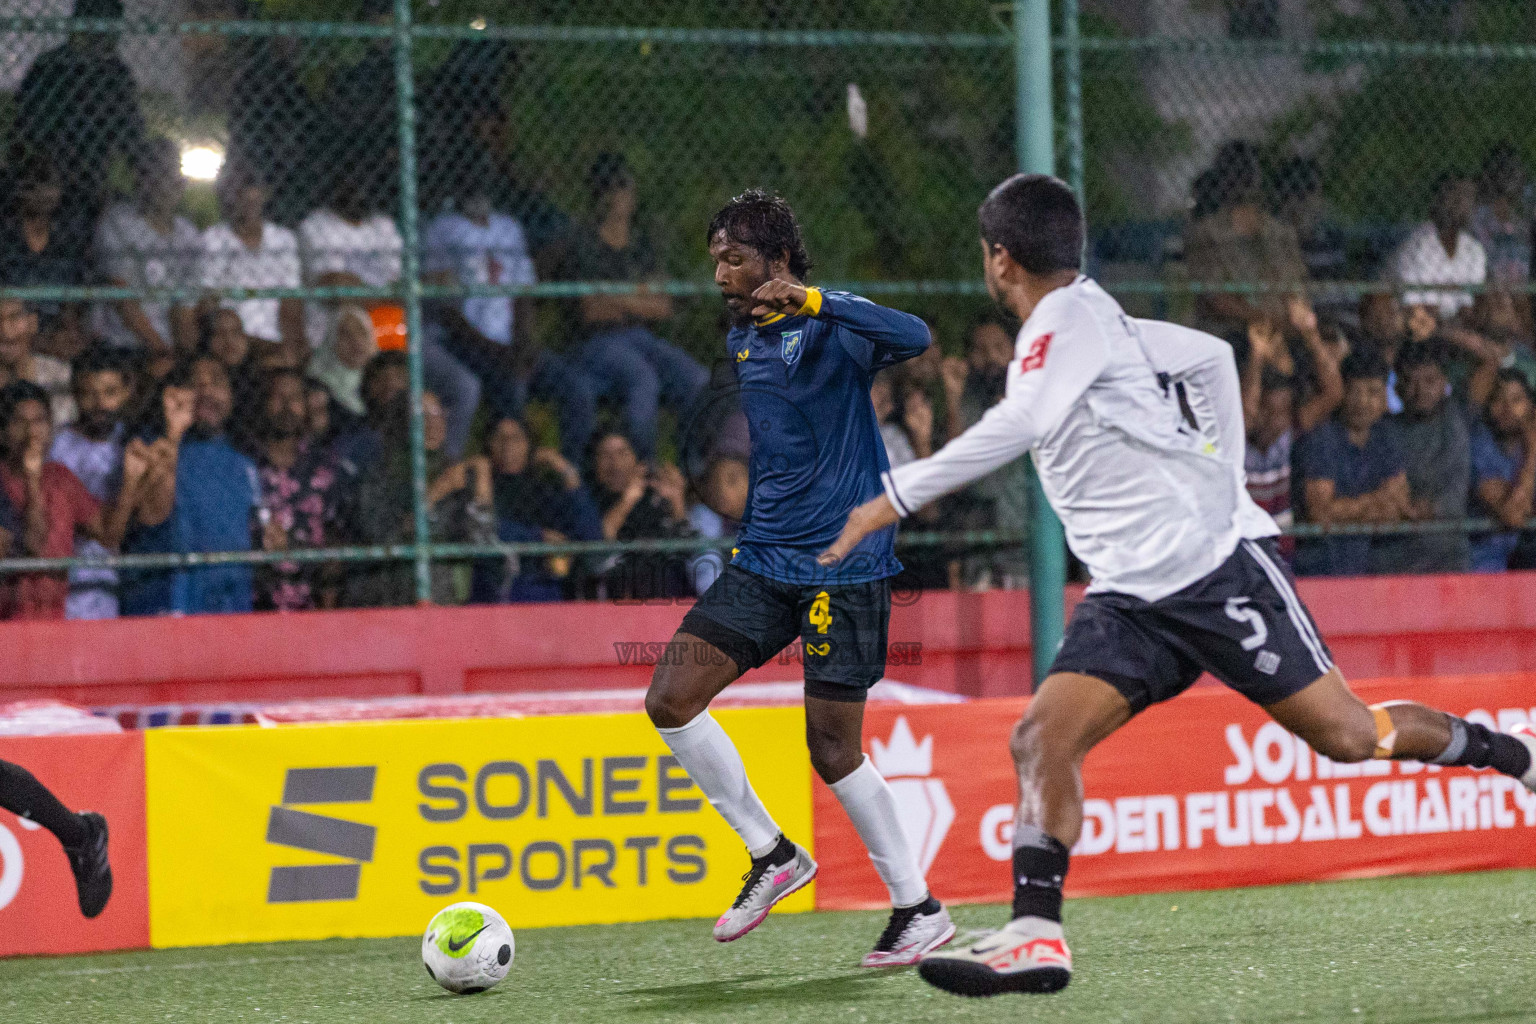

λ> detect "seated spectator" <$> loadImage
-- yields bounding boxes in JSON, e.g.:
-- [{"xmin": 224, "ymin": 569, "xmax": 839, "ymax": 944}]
[
  {"xmin": 588, "ymin": 431, "xmax": 696, "ymax": 600},
  {"xmin": 0, "ymin": 380, "xmax": 142, "ymax": 619},
  {"xmin": 418, "ymin": 35, "xmax": 574, "ymax": 270},
  {"xmin": 304, "ymin": 378, "xmax": 344, "ymax": 448},
  {"xmin": 307, "ymin": 304, "xmax": 377, "ymax": 421},
  {"xmin": 1295, "ymin": 350, "xmax": 1409, "ymax": 576},
  {"xmin": 423, "ymin": 186, "xmax": 596, "ymax": 463},
  {"xmin": 344, "ymin": 390, "xmax": 497, "ymax": 607},
  {"xmin": 0, "ymin": 298, "xmax": 74, "ymax": 426},
  {"xmin": 1451, "ymin": 290, "xmax": 1536, "ymax": 411},
  {"xmin": 93, "ymin": 137, "xmax": 199, "ymax": 359},
  {"xmin": 942, "ymin": 319, "xmax": 1012, "ymax": 441},
  {"xmin": 1357, "ymin": 292, "xmax": 1437, "ymax": 414},
  {"xmin": 1244, "ymin": 363, "xmax": 1300, "ymax": 541},
  {"xmin": 1469, "ymin": 370, "xmax": 1536, "ymax": 572},
  {"xmin": 252, "ymin": 369, "xmax": 355, "ymax": 612},
  {"xmin": 1184, "ymin": 141, "xmax": 1307, "ymax": 337},
  {"xmin": 686, "ymin": 453, "xmax": 748, "ymax": 594},
  {"xmin": 120, "ymin": 356, "xmax": 259, "ymax": 616},
  {"xmin": 1240, "ymin": 305, "xmax": 1344, "ymax": 556},
  {"xmin": 1392, "ymin": 172, "xmax": 1485, "ymax": 323},
  {"xmin": 871, "ymin": 371, "xmax": 917, "ymax": 467},
  {"xmin": 567, "ymin": 155, "xmax": 707, "ymax": 461},
  {"xmin": 197, "ymin": 159, "xmax": 304, "ymax": 365},
  {"xmin": 12, "ymin": 0, "xmax": 144, "ymax": 222},
  {"xmin": 470, "ymin": 417, "xmax": 602, "ymax": 603},
  {"xmin": 941, "ymin": 318, "xmax": 1029, "ymax": 589},
  {"xmin": 1240, "ymin": 304, "xmax": 1345, "ymax": 447},
  {"xmin": 1273, "ymin": 156, "xmax": 1347, "ymax": 282},
  {"xmin": 1379, "ymin": 345, "xmax": 1470, "ymax": 573},
  {"xmin": 0, "ymin": 149, "xmax": 91, "ymax": 362},
  {"xmin": 895, "ymin": 332, "xmax": 948, "ymax": 444},
  {"xmin": 197, "ymin": 306, "xmax": 264, "ymax": 437},
  {"xmin": 333, "ymin": 350, "xmax": 408, "ymax": 471},
  {"xmin": 1471, "ymin": 143, "xmax": 1531, "ymax": 296},
  {"xmin": 49, "ymin": 347, "xmax": 137, "ymax": 619},
  {"xmin": 297, "ymin": 171, "xmax": 403, "ymax": 351}
]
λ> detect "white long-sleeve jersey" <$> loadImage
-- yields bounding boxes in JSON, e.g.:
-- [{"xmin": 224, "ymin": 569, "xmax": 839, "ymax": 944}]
[{"xmin": 883, "ymin": 276, "xmax": 1278, "ymax": 602}]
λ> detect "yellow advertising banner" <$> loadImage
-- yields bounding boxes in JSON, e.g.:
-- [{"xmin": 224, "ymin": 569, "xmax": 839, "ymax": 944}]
[{"xmin": 144, "ymin": 708, "xmax": 812, "ymax": 947}]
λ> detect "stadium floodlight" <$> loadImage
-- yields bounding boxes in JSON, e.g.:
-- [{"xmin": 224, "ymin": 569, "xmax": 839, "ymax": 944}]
[{"xmin": 180, "ymin": 143, "xmax": 224, "ymax": 182}]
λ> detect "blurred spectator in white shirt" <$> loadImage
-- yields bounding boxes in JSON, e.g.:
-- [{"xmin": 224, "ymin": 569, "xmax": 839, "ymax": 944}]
[
  {"xmin": 93, "ymin": 138, "xmax": 200, "ymax": 360},
  {"xmin": 1392, "ymin": 173, "xmax": 1486, "ymax": 322},
  {"xmin": 298, "ymin": 174, "xmax": 403, "ymax": 349},
  {"xmin": 196, "ymin": 159, "xmax": 304, "ymax": 364}
]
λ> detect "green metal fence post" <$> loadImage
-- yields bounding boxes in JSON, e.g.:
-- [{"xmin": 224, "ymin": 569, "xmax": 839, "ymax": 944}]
[
  {"xmin": 393, "ymin": 0, "xmax": 431, "ymax": 603},
  {"xmin": 1061, "ymin": 0, "xmax": 1084, "ymax": 198},
  {"xmin": 1016, "ymin": 0, "xmax": 1067, "ymax": 684}
]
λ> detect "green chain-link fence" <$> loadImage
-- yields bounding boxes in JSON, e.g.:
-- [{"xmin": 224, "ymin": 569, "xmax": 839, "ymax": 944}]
[
  {"xmin": 0, "ymin": 1, "xmax": 1531, "ymax": 635},
  {"xmin": 0, "ymin": 0, "xmax": 1045, "ymax": 626}
]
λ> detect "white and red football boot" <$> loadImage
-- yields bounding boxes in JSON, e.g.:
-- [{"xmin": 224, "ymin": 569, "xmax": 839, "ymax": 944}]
[{"xmin": 917, "ymin": 916, "xmax": 1072, "ymax": 996}]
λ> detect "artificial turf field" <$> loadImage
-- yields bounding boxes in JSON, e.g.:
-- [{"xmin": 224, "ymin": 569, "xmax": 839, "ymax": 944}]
[{"xmin": 3, "ymin": 870, "xmax": 1534, "ymax": 1024}]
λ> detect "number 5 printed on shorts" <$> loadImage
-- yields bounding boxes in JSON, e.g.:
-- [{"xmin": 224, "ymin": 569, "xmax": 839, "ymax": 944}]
[{"xmin": 1224, "ymin": 596, "xmax": 1270, "ymax": 651}]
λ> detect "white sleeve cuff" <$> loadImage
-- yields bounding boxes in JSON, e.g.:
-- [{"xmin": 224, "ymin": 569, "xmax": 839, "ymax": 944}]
[{"xmin": 882, "ymin": 470, "xmax": 914, "ymax": 518}]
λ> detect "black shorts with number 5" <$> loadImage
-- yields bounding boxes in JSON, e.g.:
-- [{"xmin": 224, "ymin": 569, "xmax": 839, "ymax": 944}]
[
  {"xmin": 678, "ymin": 563, "xmax": 891, "ymax": 702},
  {"xmin": 1048, "ymin": 538, "xmax": 1334, "ymax": 713}
]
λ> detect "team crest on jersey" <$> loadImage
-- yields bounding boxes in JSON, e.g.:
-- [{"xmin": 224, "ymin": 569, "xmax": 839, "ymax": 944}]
[
  {"xmin": 781, "ymin": 330, "xmax": 803, "ymax": 366},
  {"xmin": 1020, "ymin": 332, "xmax": 1053, "ymax": 372}
]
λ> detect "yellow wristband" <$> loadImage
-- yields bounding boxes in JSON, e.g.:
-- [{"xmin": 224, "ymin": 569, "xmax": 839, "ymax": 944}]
[{"xmin": 795, "ymin": 287, "xmax": 824, "ymax": 318}]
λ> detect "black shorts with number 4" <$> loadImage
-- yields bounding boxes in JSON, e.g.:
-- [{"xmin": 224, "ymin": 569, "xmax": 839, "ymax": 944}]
[
  {"xmin": 678, "ymin": 563, "xmax": 890, "ymax": 702},
  {"xmin": 1049, "ymin": 538, "xmax": 1334, "ymax": 713}
]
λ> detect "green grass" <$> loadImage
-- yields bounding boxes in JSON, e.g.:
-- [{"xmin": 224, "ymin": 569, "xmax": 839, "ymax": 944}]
[{"xmin": 3, "ymin": 870, "xmax": 1536, "ymax": 1024}]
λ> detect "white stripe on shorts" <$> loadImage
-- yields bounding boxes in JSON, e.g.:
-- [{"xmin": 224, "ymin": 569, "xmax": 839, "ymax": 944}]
[{"xmin": 1242, "ymin": 539, "xmax": 1333, "ymax": 676}]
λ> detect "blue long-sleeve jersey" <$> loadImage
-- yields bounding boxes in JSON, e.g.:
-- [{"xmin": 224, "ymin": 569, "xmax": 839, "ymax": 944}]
[{"xmin": 724, "ymin": 289, "xmax": 930, "ymax": 585}]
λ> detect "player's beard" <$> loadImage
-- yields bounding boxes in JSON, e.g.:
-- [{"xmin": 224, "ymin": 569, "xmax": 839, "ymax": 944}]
[{"xmin": 723, "ymin": 293, "xmax": 756, "ymax": 327}]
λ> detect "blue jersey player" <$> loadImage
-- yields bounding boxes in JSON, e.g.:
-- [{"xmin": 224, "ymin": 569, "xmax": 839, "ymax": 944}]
[{"xmin": 645, "ymin": 190, "xmax": 955, "ymax": 966}]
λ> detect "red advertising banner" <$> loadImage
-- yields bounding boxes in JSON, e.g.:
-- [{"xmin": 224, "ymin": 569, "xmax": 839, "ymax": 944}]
[
  {"xmin": 0, "ymin": 733, "xmax": 149, "ymax": 955},
  {"xmin": 813, "ymin": 674, "xmax": 1536, "ymax": 909}
]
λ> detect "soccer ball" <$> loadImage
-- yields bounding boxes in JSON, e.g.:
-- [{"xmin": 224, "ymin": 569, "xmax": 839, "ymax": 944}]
[{"xmin": 421, "ymin": 902, "xmax": 516, "ymax": 994}]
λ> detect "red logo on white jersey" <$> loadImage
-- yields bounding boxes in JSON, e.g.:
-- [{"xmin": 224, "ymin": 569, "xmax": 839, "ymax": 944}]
[{"xmin": 1020, "ymin": 332, "xmax": 1053, "ymax": 372}]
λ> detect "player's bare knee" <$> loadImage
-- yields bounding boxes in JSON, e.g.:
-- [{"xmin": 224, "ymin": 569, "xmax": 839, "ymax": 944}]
[
  {"xmin": 644, "ymin": 668, "xmax": 702, "ymax": 730},
  {"xmin": 1010, "ymin": 714, "xmax": 1064, "ymax": 775},
  {"xmin": 804, "ymin": 721, "xmax": 862, "ymax": 784},
  {"xmin": 1305, "ymin": 719, "xmax": 1377, "ymax": 764}
]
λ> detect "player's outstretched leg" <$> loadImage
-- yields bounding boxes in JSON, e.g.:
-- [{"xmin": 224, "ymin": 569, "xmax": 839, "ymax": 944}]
[
  {"xmin": 646, "ymin": 631, "xmax": 816, "ymax": 942},
  {"xmin": 0, "ymin": 759, "xmax": 112, "ymax": 918},
  {"xmin": 1262, "ymin": 668, "xmax": 1536, "ymax": 792},
  {"xmin": 919, "ymin": 673, "xmax": 1130, "ymax": 997},
  {"xmin": 805, "ymin": 696, "xmax": 954, "ymax": 967}
]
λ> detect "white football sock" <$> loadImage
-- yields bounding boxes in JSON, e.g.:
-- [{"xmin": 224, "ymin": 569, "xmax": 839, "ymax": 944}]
[
  {"xmin": 828, "ymin": 754, "xmax": 928, "ymax": 907},
  {"xmin": 657, "ymin": 710, "xmax": 781, "ymax": 858}
]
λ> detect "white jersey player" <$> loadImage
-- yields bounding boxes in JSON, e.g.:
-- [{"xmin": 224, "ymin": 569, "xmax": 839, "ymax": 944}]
[{"xmin": 819, "ymin": 173, "xmax": 1536, "ymax": 998}]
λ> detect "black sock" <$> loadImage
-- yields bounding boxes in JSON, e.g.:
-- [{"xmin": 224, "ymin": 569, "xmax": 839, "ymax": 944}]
[
  {"xmin": 0, "ymin": 759, "xmax": 87, "ymax": 848},
  {"xmin": 1011, "ymin": 826, "xmax": 1070, "ymax": 923},
  {"xmin": 1431, "ymin": 718, "xmax": 1533, "ymax": 779},
  {"xmin": 900, "ymin": 894, "xmax": 942, "ymax": 914},
  {"xmin": 755, "ymin": 833, "xmax": 795, "ymax": 865}
]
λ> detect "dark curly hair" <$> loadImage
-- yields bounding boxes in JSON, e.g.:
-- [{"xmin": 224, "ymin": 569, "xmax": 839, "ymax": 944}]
[{"xmin": 706, "ymin": 189, "xmax": 812, "ymax": 280}]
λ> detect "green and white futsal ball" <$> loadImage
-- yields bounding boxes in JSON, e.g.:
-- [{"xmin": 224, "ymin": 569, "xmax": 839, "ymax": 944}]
[{"xmin": 421, "ymin": 902, "xmax": 516, "ymax": 994}]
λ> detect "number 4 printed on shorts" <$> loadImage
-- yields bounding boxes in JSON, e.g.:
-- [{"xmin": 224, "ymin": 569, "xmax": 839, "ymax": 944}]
[
  {"xmin": 1224, "ymin": 596, "xmax": 1268, "ymax": 651},
  {"xmin": 809, "ymin": 591, "xmax": 833, "ymax": 635}
]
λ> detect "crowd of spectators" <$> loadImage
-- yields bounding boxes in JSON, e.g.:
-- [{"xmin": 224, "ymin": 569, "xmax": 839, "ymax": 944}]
[
  {"xmin": 1185, "ymin": 141, "xmax": 1536, "ymax": 578},
  {"xmin": 1, "ymin": 1, "xmax": 1534, "ymax": 622},
  {"xmin": 0, "ymin": 0, "xmax": 734, "ymax": 619}
]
